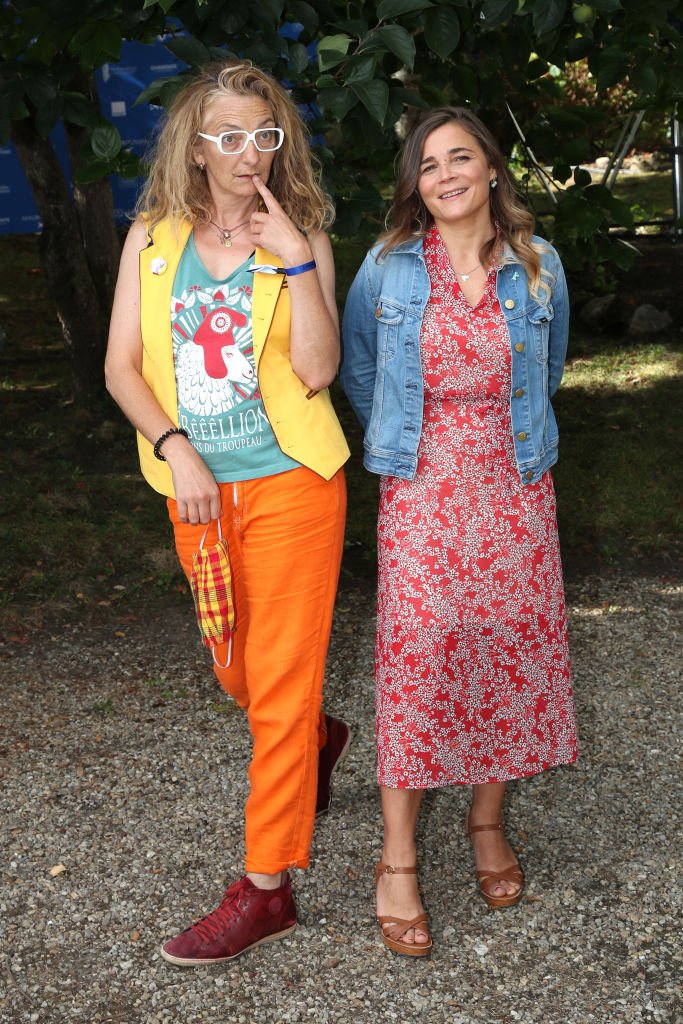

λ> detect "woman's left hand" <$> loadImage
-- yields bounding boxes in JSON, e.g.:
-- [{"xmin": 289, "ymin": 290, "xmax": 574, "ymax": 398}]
[{"xmin": 249, "ymin": 175, "xmax": 312, "ymax": 267}]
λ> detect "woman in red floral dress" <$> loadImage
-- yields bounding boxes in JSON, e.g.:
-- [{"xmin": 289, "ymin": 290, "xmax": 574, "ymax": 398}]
[{"xmin": 341, "ymin": 107, "xmax": 578, "ymax": 957}]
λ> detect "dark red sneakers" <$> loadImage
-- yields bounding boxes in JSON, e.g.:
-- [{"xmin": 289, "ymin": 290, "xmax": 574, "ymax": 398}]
[
  {"xmin": 316, "ymin": 714, "xmax": 352, "ymax": 817},
  {"xmin": 160, "ymin": 874, "xmax": 297, "ymax": 966}
]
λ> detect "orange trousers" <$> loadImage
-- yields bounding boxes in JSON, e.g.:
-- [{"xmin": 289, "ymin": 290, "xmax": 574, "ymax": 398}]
[{"xmin": 168, "ymin": 466, "xmax": 346, "ymax": 873}]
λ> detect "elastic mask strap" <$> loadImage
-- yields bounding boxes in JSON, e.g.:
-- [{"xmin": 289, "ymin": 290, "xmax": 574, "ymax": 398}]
[
  {"xmin": 198, "ymin": 517, "xmax": 222, "ymax": 551},
  {"xmin": 212, "ymin": 634, "xmax": 232, "ymax": 669}
]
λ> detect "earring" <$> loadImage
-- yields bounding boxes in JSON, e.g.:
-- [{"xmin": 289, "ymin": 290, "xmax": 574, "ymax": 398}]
[
  {"xmin": 199, "ymin": 162, "xmax": 206, "ymax": 171},
  {"xmin": 490, "ymin": 178, "xmax": 498, "ymax": 190}
]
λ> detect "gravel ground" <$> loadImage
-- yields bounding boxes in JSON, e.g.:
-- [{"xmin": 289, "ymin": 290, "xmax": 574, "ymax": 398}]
[{"xmin": 1, "ymin": 571, "xmax": 681, "ymax": 1024}]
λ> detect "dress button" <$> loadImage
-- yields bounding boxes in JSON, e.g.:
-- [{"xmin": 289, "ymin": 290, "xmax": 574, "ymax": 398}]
[
  {"xmin": 514, "ymin": 342, "xmax": 524, "ymax": 352},
  {"xmin": 504, "ymin": 298, "xmax": 515, "ymax": 309},
  {"xmin": 375, "ymin": 306, "xmax": 382, "ymax": 318},
  {"xmin": 515, "ymin": 388, "xmax": 524, "ymax": 398},
  {"xmin": 517, "ymin": 431, "xmax": 527, "ymax": 441},
  {"xmin": 525, "ymin": 470, "xmax": 533, "ymax": 480}
]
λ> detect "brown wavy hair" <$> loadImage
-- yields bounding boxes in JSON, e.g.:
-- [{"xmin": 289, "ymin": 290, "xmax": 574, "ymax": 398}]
[
  {"xmin": 137, "ymin": 60, "xmax": 334, "ymax": 234},
  {"xmin": 379, "ymin": 107, "xmax": 549, "ymax": 297}
]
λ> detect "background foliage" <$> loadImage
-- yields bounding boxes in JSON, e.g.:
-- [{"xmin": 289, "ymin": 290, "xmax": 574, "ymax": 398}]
[{"xmin": 0, "ymin": 0, "xmax": 682, "ymax": 402}]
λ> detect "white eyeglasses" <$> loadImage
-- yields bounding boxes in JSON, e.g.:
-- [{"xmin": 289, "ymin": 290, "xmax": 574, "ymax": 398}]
[{"xmin": 197, "ymin": 128, "xmax": 285, "ymax": 155}]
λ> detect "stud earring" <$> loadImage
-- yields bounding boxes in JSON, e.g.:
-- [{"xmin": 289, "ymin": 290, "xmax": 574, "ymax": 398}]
[
  {"xmin": 199, "ymin": 162, "xmax": 206, "ymax": 171},
  {"xmin": 490, "ymin": 178, "xmax": 498, "ymax": 190}
]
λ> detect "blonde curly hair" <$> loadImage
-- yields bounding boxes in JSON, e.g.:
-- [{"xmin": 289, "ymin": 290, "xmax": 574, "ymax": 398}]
[{"xmin": 137, "ymin": 60, "xmax": 334, "ymax": 235}]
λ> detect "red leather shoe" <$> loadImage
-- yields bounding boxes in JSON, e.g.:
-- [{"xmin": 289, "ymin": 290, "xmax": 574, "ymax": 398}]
[
  {"xmin": 160, "ymin": 874, "xmax": 296, "ymax": 966},
  {"xmin": 316, "ymin": 714, "xmax": 351, "ymax": 817}
]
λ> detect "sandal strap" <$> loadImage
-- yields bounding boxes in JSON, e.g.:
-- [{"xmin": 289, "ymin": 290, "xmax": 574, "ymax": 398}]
[
  {"xmin": 467, "ymin": 819, "xmax": 504, "ymax": 835},
  {"xmin": 477, "ymin": 865, "xmax": 523, "ymax": 884},
  {"xmin": 377, "ymin": 913, "xmax": 430, "ymax": 943},
  {"xmin": 375, "ymin": 861, "xmax": 418, "ymax": 883}
]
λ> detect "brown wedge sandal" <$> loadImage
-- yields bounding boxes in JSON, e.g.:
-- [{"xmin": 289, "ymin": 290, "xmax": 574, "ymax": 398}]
[
  {"xmin": 375, "ymin": 862, "xmax": 432, "ymax": 958},
  {"xmin": 466, "ymin": 816, "xmax": 525, "ymax": 910}
]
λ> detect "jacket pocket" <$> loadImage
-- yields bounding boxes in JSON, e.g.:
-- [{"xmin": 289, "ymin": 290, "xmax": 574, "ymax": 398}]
[
  {"xmin": 375, "ymin": 301, "xmax": 405, "ymax": 363},
  {"xmin": 528, "ymin": 302, "xmax": 554, "ymax": 363}
]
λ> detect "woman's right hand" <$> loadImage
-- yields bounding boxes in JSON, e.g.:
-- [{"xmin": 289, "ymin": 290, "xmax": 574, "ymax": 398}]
[{"xmin": 163, "ymin": 433, "xmax": 222, "ymax": 524}]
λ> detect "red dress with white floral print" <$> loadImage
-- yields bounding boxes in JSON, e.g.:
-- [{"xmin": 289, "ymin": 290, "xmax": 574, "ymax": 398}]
[{"xmin": 376, "ymin": 227, "xmax": 578, "ymax": 788}]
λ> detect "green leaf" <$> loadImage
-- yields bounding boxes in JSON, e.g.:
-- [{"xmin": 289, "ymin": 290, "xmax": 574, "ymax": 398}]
[
  {"xmin": 250, "ymin": 0, "xmax": 285, "ymax": 23},
  {"xmin": 552, "ymin": 161, "xmax": 573, "ymax": 184},
  {"xmin": 134, "ymin": 74, "xmax": 182, "ymax": 107},
  {"xmin": 424, "ymin": 7, "xmax": 460, "ymax": 59},
  {"xmin": 532, "ymin": 0, "xmax": 567, "ymax": 36},
  {"xmin": 220, "ymin": 9, "xmax": 249, "ymax": 32},
  {"xmin": 164, "ymin": 34, "xmax": 212, "ymax": 67},
  {"xmin": 377, "ymin": 0, "xmax": 434, "ymax": 18},
  {"xmin": 317, "ymin": 86, "xmax": 358, "ymax": 121},
  {"xmin": 561, "ymin": 137, "xmax": 591, "ymax": 164},
  {"xmin": 115, "ymin": 149, "xmax": 143, "ymax": 180},
  {"xmin": 91, "ymin": 123, "xmax": 122, "ymax": 161},
  {"xmin": 61, "ymin": 91, "xmax": 99, "ymax": 129},
  {"xmin": 34, "ymin": 99, "xmax": 61, "ymax": 139},
  {"xmin": 593, "ymin": 48, "xmax": 630, "ymax": 91},
  {"xmin": 317, "ymin": 34, "xmax": 352, "ymax": 71},
  {"xmin": 23, "ymin": 75, "xmax": 58, "ymax": 108},
  {"xmin": 592, "ymin": 0, "xmax": 622, "ymax": 11},
  {"xmin": 373, "ymin": 25, "xmax": 416, "ymax": 68},
  {"xmin": 342, "ymin": 55, "xmax": 378, "ymax": 85},
  {"xmin": 629, "ymin": 65, "xmax": 658, "ymax": 96},
  {"xmin": 143, "ymin": 0, "xmax": 176, "ymax": 11},
  {"xmin": 479, "ymin": 0, "xmax": 517, "ymax": 29},
  {"xmin": 25, "ymin": 33, "xmax": 56, "ymax": 65},
  {"xmin": 390, "ymin": 85, "xmax": 430, "ymax": 110},
  {"xmin": 69, "ymin": 19, "xmax": 122, "ymax": 67},
  {"xmin": 611, "ymin": 238, "xmax": 637, "ymax": 271},
  {"xmin": 287, "ymin": 1, "xmax": 319, "ymax": 35},
  {"xmin": 586, "ymin": 187, "xmax": 634, "ymax": 228},
  {"xmin": 74, "ymin": 156, "xmax": 117, "ymax": 184},
  {"xmin": 351, "ymin": 79, "xmax": 390, "ymax": 125},
  {"xmin": 573, "ymin": 167, "xmax": 592, "ymax": 187},
  {"xmin": 288, "ymin": 41, "xmax": 310, "ymax": 73}
]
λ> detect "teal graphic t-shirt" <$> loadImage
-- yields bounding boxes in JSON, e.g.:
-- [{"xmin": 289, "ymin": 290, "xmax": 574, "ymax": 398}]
[{"xmin": 171, "ymin": 233, "xmax": 300, "ymax": 482}]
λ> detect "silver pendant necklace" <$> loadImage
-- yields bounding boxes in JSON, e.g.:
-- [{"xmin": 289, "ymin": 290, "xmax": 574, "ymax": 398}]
[{"xmin": 453, "ymin": 263, "xmax": 482, "ymax": 282}]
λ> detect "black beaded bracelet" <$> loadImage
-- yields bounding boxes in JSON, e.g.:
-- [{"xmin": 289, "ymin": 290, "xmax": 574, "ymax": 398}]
[{"xmin": 153, "ymin": 426, "xmax": 189, "ymax": 461}]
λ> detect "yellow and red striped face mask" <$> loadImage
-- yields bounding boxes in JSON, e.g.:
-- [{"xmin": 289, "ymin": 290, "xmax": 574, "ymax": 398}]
[{"xmin": 190, "ymin": 519, "xmax": 235, "ymax": 669}]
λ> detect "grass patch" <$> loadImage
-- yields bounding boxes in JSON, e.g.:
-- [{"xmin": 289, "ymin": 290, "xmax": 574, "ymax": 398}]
[{"xmin": 554, "ymin": 340, "xmax": 682, "ymax": 564}]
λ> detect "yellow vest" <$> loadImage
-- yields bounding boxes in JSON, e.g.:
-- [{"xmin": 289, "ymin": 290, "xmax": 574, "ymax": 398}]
[{"xmin": 137, "ymin": 218, "xmax": 350, "ymax": 496}]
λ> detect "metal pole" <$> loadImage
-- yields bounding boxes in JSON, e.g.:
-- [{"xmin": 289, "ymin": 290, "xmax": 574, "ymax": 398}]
[
  {"xmin": 672, "ymin": 109, "xmax": 683, "ymax": 240},
  {"xmin": 505, "ymin": 103, "xmax": 558, "ymax": 204},
  {"xmin": 606, "ymin": 110, "xmax": 646, "ymax": 190}
]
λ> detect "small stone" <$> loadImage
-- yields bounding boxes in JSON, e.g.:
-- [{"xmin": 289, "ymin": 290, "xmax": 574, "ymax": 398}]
[{"xmin": 628, "ymin": 303, "xmax": 673, "ymax": 335}]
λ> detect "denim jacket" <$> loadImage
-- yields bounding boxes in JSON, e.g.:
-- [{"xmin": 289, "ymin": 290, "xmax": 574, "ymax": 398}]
[{"xmin": 340, "ymin": 234, "xmax": 569, "ymax": 485}]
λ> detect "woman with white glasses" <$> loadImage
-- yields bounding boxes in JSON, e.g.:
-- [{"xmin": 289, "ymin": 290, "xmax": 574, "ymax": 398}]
[{"xmin": 105, "ymin": 60, "xmax": 350, "ymax": 965}]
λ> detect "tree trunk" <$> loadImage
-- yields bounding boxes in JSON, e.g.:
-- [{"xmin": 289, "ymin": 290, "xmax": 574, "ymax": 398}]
[
  {"xmin": 11, "ymin": 119, "xmax": 112, "ymax": 406},
  {"xmin": 64, "ymin": 71, "xmax": 121, "ymax": 316}
]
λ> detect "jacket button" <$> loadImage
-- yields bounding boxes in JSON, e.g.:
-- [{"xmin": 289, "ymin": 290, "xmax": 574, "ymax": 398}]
[
  {"xmin": 517, "ymin": 431, "xmax": 527, "ymax": 441},
  {"xmin": 515, "ymin": 388, "xmax": 524, "ymax": 398},
  {"xmin": 504, "ymin": 298, "xmax": 515, "ymax": 309},
  {"xmin": 514, "ymin": 342, "xmax": 524, "ymax": 352},
  {"xmin": 525, "ymin": 470, "xmax": 533, "ymax": 480},
  {"xmin": 375, "ymin": 306, "xmax": 382, "ymax": 318}
]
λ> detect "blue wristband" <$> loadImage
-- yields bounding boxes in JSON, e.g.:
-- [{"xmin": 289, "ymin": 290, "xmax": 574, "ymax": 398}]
[{"xmin": 283, "ymin": 259, "xmax": 316, "ymax": 276}]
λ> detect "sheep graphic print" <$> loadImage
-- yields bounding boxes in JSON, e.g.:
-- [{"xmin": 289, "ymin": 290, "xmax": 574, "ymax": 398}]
[
  {"xmin": 375, "ymin": 227, "xmax": 578, "ymax": 788},
  {"xmin": 171, "ymin": 236, "xmax": 299, "ymax": 482}
]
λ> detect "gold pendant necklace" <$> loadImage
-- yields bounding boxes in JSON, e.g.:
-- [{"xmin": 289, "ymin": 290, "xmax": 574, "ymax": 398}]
[{"xmin": 209, "ymin": 218, "xmax": 250, "ymax": 248}]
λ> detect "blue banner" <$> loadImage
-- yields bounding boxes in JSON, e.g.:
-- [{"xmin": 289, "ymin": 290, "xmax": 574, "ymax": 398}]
[{"xmin": 0, "ymin": 37, "xmax": 185, "ymax": 234}]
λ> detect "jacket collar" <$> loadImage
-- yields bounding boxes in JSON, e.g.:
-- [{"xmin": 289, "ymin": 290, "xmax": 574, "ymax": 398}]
[{"xmin": 377, "ymin": 232, "xmax": 541, "ymax": 267}]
